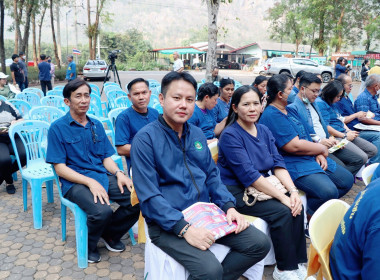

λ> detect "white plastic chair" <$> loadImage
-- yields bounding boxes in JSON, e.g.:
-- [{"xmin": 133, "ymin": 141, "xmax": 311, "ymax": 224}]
[{"xmin": 362, "ymin": 163, "xmax": 379, "ymax": 186}]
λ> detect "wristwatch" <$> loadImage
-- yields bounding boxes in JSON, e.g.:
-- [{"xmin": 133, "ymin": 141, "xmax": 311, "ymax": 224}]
[{"xmin": 114, "ymin": 170, "xmax": 125, "ymax": 176}]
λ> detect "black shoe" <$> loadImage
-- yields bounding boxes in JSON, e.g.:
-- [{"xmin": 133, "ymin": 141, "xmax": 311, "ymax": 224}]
[
  {"xmin": 88, "ymin": 249, "xmax": 101, "ymax": 263},
  {"xmin": 6, "ymin": 184, "xmax": 15, "ymax": 194},
  {"xmin": 101, "ymin": 237, "xmax": 126, "ymax": 252}
]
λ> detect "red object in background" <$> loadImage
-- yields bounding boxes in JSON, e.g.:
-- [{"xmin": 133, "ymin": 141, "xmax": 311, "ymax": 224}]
[{"xmin": 27, "ymin": 61, "xmax": 35, "ymax": 67}]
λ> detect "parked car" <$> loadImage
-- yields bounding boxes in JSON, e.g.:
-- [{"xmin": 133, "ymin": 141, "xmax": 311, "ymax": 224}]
[
  {"xmin": 217, "ymin": 58, "xmax": 240, "ymax": 69},
  {"xmin": 266, "ymin": 57, "xmax": 333, "ymax": 82},
  {"xmin": 82, "ymin": 60, "xmax": 110, "ymax": 81}
]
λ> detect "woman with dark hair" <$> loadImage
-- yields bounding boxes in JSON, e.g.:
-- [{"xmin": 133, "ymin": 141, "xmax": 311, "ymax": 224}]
[
  {"xmin": 188, "ymin": 82, "xmax": 225, "ymax": 142},
  {"xmin": 252, "ymin": 76, "xmax": 268, "ymax": 111},
  {"xmin": 359, "ymin": 59, "xmax": 371, "ymax": 93},
  {"xmin": 335, "ymin": 57, "xmax": 350, "ymax": 78},
  {"xmin": 315, "ymin": 80, "xmax": 377, "ymax": 164},
  {"xmin": 213, "ymin": 77, "xmax": 235, "ymax": 123},
  {"xmin": 260, "ymin": 74, "xmax": 353, "ymax": 218},
  {"xmin": 218, "ymin": 85, "xmax": 307, "ymax": 280}
]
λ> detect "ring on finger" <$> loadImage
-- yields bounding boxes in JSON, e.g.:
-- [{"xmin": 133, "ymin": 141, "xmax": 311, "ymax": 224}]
[{"xmin": 208, "ymin": 240, "xmax": 212, "ymax": 245}]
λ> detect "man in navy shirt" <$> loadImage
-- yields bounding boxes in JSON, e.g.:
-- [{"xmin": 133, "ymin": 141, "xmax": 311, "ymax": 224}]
[
  {"xmin": 354, "ymin": 74, "xmax": 380, "ymax": 123},
  {"xmin": 115, "ymin": 78, "xmax": 158, "ymax": 173},
  {"xmin": 38, "ymin": 54, "xmax": 52, "ymax": 96},
  {"xmin": 46, "ymin": 79, "xmax": 139, "ymax": 263},
  {"xmin": 131, "ymin": 71, "xmax": 270, "ymax": 279},
  {"xmin": 330, "ymin": 179, "xmax": 380, "ymax": 279},
  {"xmin": 10, "ymin": 54, "xmax": 25, "ymax": 91},
  {"xmin": 66, "ymin": 55, "xmax": 76, "ymax": 81}
]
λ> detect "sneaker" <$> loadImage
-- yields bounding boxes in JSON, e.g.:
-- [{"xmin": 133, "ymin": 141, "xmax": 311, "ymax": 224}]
[
  {"xmin": 6, "ymin": 184, "xmax": 15, "ymax": 194},
  {"xmin": 273, "ymin": 266, "xmax": 299, "ymax": 280},
  {"xmin": 295, "ymin": 264, "xmax": 307, "ymax": 280},
  {"xmin": 101, "ymin": 237, "xmax": 126, "ymax": 252},
  {"xmin": 88, "ymin": 249, "xmax": 101, "ymax": 263}
]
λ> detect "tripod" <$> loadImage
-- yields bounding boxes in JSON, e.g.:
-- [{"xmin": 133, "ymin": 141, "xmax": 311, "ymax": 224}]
[{"xmin": 101, "ymin": 58, "xmax": 122, "ymax": 95}]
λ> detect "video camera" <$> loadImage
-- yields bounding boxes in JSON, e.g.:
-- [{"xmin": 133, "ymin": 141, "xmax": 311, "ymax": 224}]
[{"xmin": 108, "ymin": 50, "xmax": 121, "ymax": 64}]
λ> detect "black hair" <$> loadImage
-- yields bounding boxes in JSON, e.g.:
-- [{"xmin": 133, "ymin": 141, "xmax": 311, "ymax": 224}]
[
  {"xmin": 225, "ymin": 85, "xmax": 261, "ymax": 127},
  {"xmin": 266, "ymin": 74, "xmax": 292, "ymax": 105},
  {"xmin": 252, "ymin": 75, "xmax": 267, "ymax": 86},
  {"xmin": 294, "ymin": 70, "xmax": 307, "ymax": 84},
  {"xmin": 337, "ymin": 57, "xmax": 345, "ymax": 65},
  {"xmin": 212, "ymin": 66, "xmax": 219, "ymax": 71},
  {"xmin": 127, "ymin": 78, "xmax": 149, "ymax": 92},
  {"xmin": 19, "ymin": 51, "xmax": 25, "ymax": 56},
  {"xmin": 40, "ymin": 54, "xmax": 46, "ymax": 60},
  {"xmin": 299, "ymin": 72, "xmax": 322, "ymax": 89},
  {"xmin": 63, "ymin": 78, "xmax": 91, "ymax": 99},
  {"xmin": 320, "ymin": 80, "xmax": 344, "ymax": 105},
  {"xmin": 11, "ymin": 54, "xmax": 19, "ymax": 61},
  {"xmin": 219, "ymin": 77, "xmax": 235, "ymax": 88},
  {"xmin": 161, "ymin": 71, "xmax": 197, "ymax": 97},
  {"xmin": 197, "ymin": 83, "xmax": 219, "ymax": 101},
  {"xmin": 362, "ymin": 59, "xmax": 369, "ymax": 67}
]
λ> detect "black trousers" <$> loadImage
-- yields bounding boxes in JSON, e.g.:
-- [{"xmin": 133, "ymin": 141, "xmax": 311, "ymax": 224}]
[
  {"xmin": 0, "ymin": 136, "xmax": 26, "ymax": 184},
  {"xmin": 65, "ymin": 174, "xmax": 140, "ymax": 253},
  {"xmin": 148, "ymin": 219, "xmax": 271, "ymax": 280},
  {"xmin": 40, "ymin": 80, "xmax": 52, "ymax": 96},
  {"xmin": 226, "ymin": 185, "xmax": 307, "ymax": 271}
]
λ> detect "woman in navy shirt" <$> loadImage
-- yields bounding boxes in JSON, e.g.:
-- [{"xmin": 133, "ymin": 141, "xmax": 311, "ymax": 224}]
[
  {"xmin": 188, "ymin": 83, "xmax": 225, "ymax": 142},
  {"xmin": 218, "ymin": 85, "xmax": 307, "ymax": 280},
  {"xmin": 260, "ymin": 74, "xmax": 353, "ymax": 216},
  {"xmin": 213, "ymin": 77, "xmax": 235, "ymax": 123}
]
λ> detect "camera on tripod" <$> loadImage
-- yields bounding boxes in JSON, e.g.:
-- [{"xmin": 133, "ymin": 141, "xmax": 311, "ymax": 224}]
[{"xmin": 108, "ymin": 50, "xmax": 121, "ymax": 63}]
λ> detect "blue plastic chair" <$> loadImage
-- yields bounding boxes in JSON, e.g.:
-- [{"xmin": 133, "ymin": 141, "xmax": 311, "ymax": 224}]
[
  {"xmin": 104, "ymin": 82, "xmax": 120, "ymax": 88},
  {"xmin": 108, "ymin": 107, "xmax": 125, "ymax": 128},
  {"xmin": 106, "ymin": 90, "xmax": 128, "ymax": 110},
  {"xmin": 152, "ymin": 103, "xmax": 163, "ymax": 114},
  {"xmin": 8, "ymin": 99, "xmax": 32, "ymax": 118},
  {"xmin": 41, "ymin": 96, "xmax": 68, "ymax": 112},
  {"xmin": 147, "ymin": 79, "xmax": 160, "ymax": 89},
  {"xmin": 148, "ymin": 94, "xmax": 160, "ymax": 108},
  {"xmin": 234, "ymin": 81, "xmax": 242, "ymax": 90},
  {"xmin": 201, "ymin": 79, "xmax": 206, "ymax": 84},
  {"xmin": 150, "ymin": 86, "xmax": 161, "ymax": 96},
  {"xmin": 22, "ymin": 87, "xmax": 44, "ymax": 97},
  {"xmin": 8, "ymin": 120, "xmax": 55, "ymax": 229},
  {"xmin": 47, "ymin": 90, "xmax": 63, "ymax": 97},
  {"xmin": 53, "ymin": 85, "xmax": 65, "ymax": 91},
  {"xmin": 89, "ymin": 94, "xmax": 107, "ymax": 118},
  {"xmin": 15, "ymin": 92, "xmax": 41, "ymax": 107},
  {"xmin": 0, "ymin": 95, "xmax": 7, "ymax": 102},
  {"xmin": 213, "ymin": 81, "xmax": 220, "ymax": 87},
  {"xmin": 89, "ymin": 84, "xmax": 100, "ymax": 96},
  {"xmin": 115, "ymin": 96, "xmax": 132, "ymax": 108},
  {"xmin": 29, "ymin": 106, "xmax": 64, "ymax": 124}
]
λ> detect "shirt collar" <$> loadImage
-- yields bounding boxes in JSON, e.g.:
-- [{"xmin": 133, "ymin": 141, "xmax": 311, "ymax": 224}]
[
  {"xmin": 66, "ymin": 111, "xmax": 95, "ymax": 127},
  {"xmin": 158, "ymin": 114, "xmax": 189, "ymax": 136},
  {"xmin": 363, "ymin": 88, "xmax": 377, "ymax": 100}
]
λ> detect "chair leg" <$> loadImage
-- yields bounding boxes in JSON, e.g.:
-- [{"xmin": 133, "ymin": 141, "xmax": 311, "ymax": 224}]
[
  {"xmin": 22, "ymin": 179, "xmax": 28, "ymax": 212},
  {"xmin": 129, "ymin": 228, "xmax": 137, "ymax": 246},
  {"xmin": 12, "ymin": 172, "xmax": 17, "ymax": 182},
  {"xmin": 61, "ymin": 203, "xmax": 67, "ymax": 242},
  {"xmin": 46, "ymin": 180, "xmax": 54, "ymax": 203},
  {"xmin": 74, "ymin": 206, "xmax": 88, "ymax": 268},
  {"xmin": 30, "ymin": 180, "xmax": 43, "ymax": 229}
]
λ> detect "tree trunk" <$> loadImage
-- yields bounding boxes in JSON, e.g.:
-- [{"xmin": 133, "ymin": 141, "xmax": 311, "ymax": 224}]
[
  {"xmin": 20, "ymin": 1, "xmax": 34, "ymax": 53},
  {"xmin": 87, "ymin": 0, "xmax": 93, "ymax": 59},
  {"xmin": 0, "ymin": 0, "xmax": 5, "ymax": 73},
  {"xmin": 335, "ymin": 6, "xmax": 345, "ymax": 52},
  {"xmin": 205, "ymin": 0, "xmax": 220, "ymax": 83},
  {"xmin": 56, "ymin": 0, "xmax": 62, "ymax": 61},
  {"xmin": 13, "ymin": 0, "xmax": 19, "ymax": 53},
  {"xmin": 31, "ymin": 11, "xmax": 37, "ymax": 67},
  {"xmin": 37, "ymin": 7, "xmax": 47, "ymax": 58},
  {"xmin": 318, "ymin": 15, "xmax": 325, "ymax": 56},
  {"xmin": 50, "ymin": 0, "xmax": 61, "ymax": 69}
]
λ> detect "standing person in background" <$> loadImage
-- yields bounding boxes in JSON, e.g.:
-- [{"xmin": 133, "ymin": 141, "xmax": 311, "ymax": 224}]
[
  {"xmin": 173, "ymin": 52, "xmax": 184, "ymax": 73},
  {"xmin": 18, "ymin": 52, "xmax": 28, "ymax": 89},
  {"xmin": 48, "ymin": 56, "xmax": 55, "ymax": 87},
  {"xmin": 38, "ymin": 54, "xmax": 52, "ymax": 96},
  {"xmin": 335, "ymin": 57, "xmax": 350, "ymax": 79},
  {"xmin": 360, "ymin": 59, "xmax": 371, "ymax": 94},
  {"xmin": 211, "ymin": 66, "xmax": 220, "ymax": 82},
  {"xmin": 66, "ymin": 55, "xmax": 77, "ymax": 81},
  {"xmin": 10, "ymin": 54, "xmax": 25, "ymax": 92}
]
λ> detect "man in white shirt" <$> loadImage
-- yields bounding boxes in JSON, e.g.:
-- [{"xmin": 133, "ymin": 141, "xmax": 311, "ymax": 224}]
[{"xmin": 173, "ymin": 51, "xmax": 184, "ymax": 72}]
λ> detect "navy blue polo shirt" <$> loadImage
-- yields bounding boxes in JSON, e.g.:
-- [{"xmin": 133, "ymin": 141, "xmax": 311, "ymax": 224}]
[
  {"xmin": 188, "ymin": 104, "xmax": 216, "ymax": 139},
  {"xmin": 38, "ymin": 61, "xmax": 51, "ymax": 81},
  {"xmin": 334, "ymin": 95, "xmax": 359, "ymax": 130},
  {"xmin": 46, "ymin": 112, "xmax": 116, "ymax": 195}
]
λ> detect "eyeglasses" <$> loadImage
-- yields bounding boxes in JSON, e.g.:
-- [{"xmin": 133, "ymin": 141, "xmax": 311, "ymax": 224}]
[
  {"xmin": 344, "ymin": 83, "xmax": 353, "ymax": 89},
  {"xmin": 305, "ymin": 87, "xmax": 320, "ymax": 95}
]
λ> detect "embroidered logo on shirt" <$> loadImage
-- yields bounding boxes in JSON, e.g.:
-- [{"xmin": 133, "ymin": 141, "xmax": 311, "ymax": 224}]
[{"xmin": 194, "ymin": 141, "xmax": 203, "ymax": 150}]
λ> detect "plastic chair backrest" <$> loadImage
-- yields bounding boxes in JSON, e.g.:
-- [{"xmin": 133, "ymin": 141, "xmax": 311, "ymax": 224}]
[
  {"xmin": 150, "ymin": 86, "xmax": 161, "ymax": 96},
  {"xmin": 7, "ymin": 99, "xmax": 32, "ymax": 118},
  {"xmin": 89, "ymin": 84, "xmax": 100, "ymax": 96},
  {"xmin": 213, "ymin": 81, "xmax": 220, "ymax": 87},
  {"xmin": 362, "ymin": 163, "xmax": 379, "ymax": 185},
  {"xmin": 309, "ymin": 199, "xmax": 350, "ymax": 280},
  {"xmin": 104, "ymin": 85, "xmax": 121, "ymax": 94},
  {"xmin": 8, "ymin": 120, "xmax": 50, "ymax": 170},
  {"xmin": 208, "ymin": 140, "xmax": 218, "ymax": 164},
  {"xmin": 152, "ymin": 103, "xmax": 163, "ymax": 114},
  {"xmin": 104, "ymin": 82, "xmax": 120, "ymax": 88},
  {"xmin": 108, "ymin": 107, "xmax": 125, "ymax": 127},
  {"xmin": 147, "ymin": 79, "xmax": 160, "ymax": 89},
  {"xmin": 148, "ymin": 94, "xmax": 160, "ymax": 108},
  {"xmin": 107, "ymin": 90, "xmax": 128, "ymax": 109},
  {"xmin": 0, "ymin": 95, "xmax": 7, "ymax": 102},
  {"xmin": 15, "ymin": 92, "xmax": 41, "ymax": 107},
  {"xmin": 53, "ymin": 85, "xmax": 65, "ymax": 90},
  {"xmin": 41, "ymin": 95, "xmax": 68, "ymax": 112},
  {"xmin": 89, "ymin": 94, "xmax": 104, "ymax": 117},
  {"xmin": 22, "ymin": 87, "xmax": 44, "ymax": 97},
  {"xmin": 114, "ymin": 96, "xmax": 132, "ymax": 109},
  {"xmin": 29, "ymin": 106, "xmax": 64, "ymax": 124},
  {"xmin": 47, "ymin": 90, "xmax": 63, "ymax": 97}
]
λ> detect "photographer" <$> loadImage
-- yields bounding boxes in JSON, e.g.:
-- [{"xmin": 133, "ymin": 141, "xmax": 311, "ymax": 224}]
[{"xmin": 335, "ymin": 57, "xmax": 351, "ymax": 79}]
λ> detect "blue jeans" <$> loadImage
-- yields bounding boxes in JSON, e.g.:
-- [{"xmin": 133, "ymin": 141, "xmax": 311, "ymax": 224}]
[
  {"xmin": 294, "ymin": 165, "xmax": 354, "ymax": 215},
  {"xmin": 359, "ymin": 130, "xmax": 380, "ymax": 164}
]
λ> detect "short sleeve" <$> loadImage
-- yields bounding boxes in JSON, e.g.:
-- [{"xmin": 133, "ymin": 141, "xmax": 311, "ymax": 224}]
[
  {"xmin": 115, "ymin": 112, "xmax": 131, "ymax": 146},
  {"xmin": 188, "ymin": 110, "xmax": 200, "ymax": 126},
  {"xmin": 315, "ymin": 100, "xmax": 331, "ymax": 125},
  {"xmin": 46, "ymin": 125, "xmax": 67, "ymax": 164}
]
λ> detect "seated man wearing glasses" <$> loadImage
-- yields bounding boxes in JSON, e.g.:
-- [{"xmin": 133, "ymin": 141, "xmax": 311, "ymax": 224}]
[
  {"xmin": 335, "ymin": 74, "xmax": 380, "ymax": 164},
  {"xmin": 46, "ymin": 78, "xmax": 140, "ymax": 263}
]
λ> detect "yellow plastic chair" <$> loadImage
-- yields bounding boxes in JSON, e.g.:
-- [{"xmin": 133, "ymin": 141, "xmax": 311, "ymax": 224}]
[
  {"xmin": 362, "ymin": 163, "xmax": 379, "ymax": 186},
  {"xmin": 208, "ymin": 140, "xmax": 218, "ymax": 164},
  {"xmin": 307, "ymin": 199, "xmax": 350, "ymax": 280}
]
